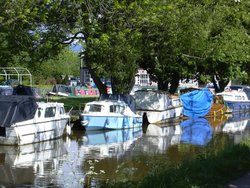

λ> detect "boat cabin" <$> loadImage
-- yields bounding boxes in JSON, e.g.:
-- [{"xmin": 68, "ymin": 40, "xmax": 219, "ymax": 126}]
[{"xmin": 84, "ymin": 100, "xmax": 127, "ymax": 114}]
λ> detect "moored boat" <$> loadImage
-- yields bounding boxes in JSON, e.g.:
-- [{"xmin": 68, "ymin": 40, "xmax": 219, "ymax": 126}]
[
  {"xmin": 180, "ymin": 88, "xmax": 213, "ymax": 118},
  {"xmin": 0, "ymin": 95, "xmax": 70, "ymax": 145},
  {"xmin": 216, "ymin": 85, "xmax": 250, "ymax": 113},
  {"xmin": 134, "ymin": 90, "xmax": 183, "ymax": 124},
  {"xmin": 180, "ymin": 88, "xmax": 228, "ymax": 118},
  {"xmin": 80, "ymin": 94, "xmax": 142, "ymax": 130}
]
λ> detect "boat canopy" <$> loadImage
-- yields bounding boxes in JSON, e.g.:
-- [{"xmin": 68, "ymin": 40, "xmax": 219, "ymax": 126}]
[
  {"xmin": 134, "ymin": 90, "xmax": 172, "ymax": 111},
  {"xmin": 230, "ymin": 85, "xmax": 250, "ymax": 100},
  {"xmin": 180, "ymin": 88, "xmax": 213, "ymax": 117},
  {"xmin": 51, "ymin": 84, "xmax": 74, "ymax": 96},
  {"xmin": 0, "ymin": 86, "xmax": 13, "ymax": 95},
  {"xmin": 0, "ymin": 95, "xmax": 38, "ymax": 127},
  {"xmin": 99, "ymin": 94, "xmax": 136, "ymax": 113}
]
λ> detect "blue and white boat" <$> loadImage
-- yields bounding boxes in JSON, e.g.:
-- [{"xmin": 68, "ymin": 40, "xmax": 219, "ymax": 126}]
[
  {"xmin": 80, "ymin": 94, "xmax": 142, "ymax": 130},
  {"xmin": 217, "ymin": 85, "xmax": 250, "ymax": 113}
]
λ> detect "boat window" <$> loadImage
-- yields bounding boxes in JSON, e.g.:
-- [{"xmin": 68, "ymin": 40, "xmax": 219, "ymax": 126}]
[
  {"xmin": 230, "ymin": 86, "xmax": 242, "ymax": 91},
  {"xmin": 89, "ymin": 104, "xmax": 102, "ymax": 112},
  {"xmin": 110, "ymin": 105, "xmax": 125, "ymax": 113},
  {"xmin": 235, "ymin": 96, "xmax": 241, "ymax": 100},
  {"xmin": 60, "ymin": 107, "xmax": 65, "ymax": 114},
  {"xmin": 38, "ymin": 109, "xmax": 41, "ymax": 117},
  {"xmin": 45, "ymin": 107, "xmax": 56, "ymax": 117}
]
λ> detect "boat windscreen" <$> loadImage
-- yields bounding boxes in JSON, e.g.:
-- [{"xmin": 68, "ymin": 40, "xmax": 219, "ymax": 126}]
[
  {"xmin": 89, "ymin": 104, "xmax": 102, "ymax": 112},
  {"xmin": 0, "ymin": 95, "xmax": 38, "ymax": 127}
]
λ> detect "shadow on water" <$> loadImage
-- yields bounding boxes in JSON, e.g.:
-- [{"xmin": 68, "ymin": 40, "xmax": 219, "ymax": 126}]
[{"xmin": 1, "ymin": 112, "xmax": 250, "ymax": 187}]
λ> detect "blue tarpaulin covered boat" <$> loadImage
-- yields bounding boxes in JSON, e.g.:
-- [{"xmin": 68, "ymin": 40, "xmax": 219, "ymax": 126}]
[
  {"xmin": 180, "ymin": 118, "xmax": 212, "ymax": 146},
  {"xmin": 180, "ymin": 88, "xmax": 213, "ymax": 117}
]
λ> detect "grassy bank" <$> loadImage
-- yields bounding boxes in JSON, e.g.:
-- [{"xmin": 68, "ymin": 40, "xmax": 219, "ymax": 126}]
[
  {"xmin": 46, "ymin": 96, "xmax": 98, "ymax": 112},
  {"xmin": 104, "ymin": 138, "xmax": 250, "ymax": 188}
]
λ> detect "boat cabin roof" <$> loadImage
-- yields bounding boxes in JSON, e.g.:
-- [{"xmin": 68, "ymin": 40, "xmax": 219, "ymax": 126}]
[
  {"xmin": 85, "ymin": 100, "xmax": 128, "ymax": 114},
  {"xmin": 0, "ymin": 95, "xmax": 38, "ymax": 127}
]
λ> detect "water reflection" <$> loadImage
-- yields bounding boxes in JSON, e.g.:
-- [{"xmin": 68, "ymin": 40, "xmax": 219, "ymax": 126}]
[
  {"xmin": 0, "ymin": 139, "xmax": 67, "ymax": 187},
  {"xmin": 180, "ymin": 118, "xmax": 212, "ymax": 146},
  {"xmin": 222, "ymin": 112, "xmax": 250, "ymax": 144},
  {"xmin": 136, "ymin": 124, "xmax": 182, "ymax": 154},
  {"xmin": 1, "ymin": 113, "xmax": 250, "ymax": 187},
  {"xmin": 79, "ymin": 127, "xmax": 142, "ymax": 159}
]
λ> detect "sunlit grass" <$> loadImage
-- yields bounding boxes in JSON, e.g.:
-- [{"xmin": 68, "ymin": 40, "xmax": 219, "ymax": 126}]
[
  {"xmin": 100, "ymin": 137, "xmax": 250, "ymax": 188},
  {"xmin": 46, "ymin": 96, "xmax": 97, "ymax": 111}
]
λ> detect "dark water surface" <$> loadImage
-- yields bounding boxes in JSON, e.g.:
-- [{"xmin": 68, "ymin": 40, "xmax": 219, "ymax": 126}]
[{"xmin": 1, "ymin": 113, "xmax": 250, "ymax": 187}]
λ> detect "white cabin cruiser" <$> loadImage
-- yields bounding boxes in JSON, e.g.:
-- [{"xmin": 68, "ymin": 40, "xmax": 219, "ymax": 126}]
[
  {"xmin": 217, "ymin": 85, "xmax": 250, "ymax": 113},
  {"xmin": 134, "ymin": 90, "xmax": 183, "ymax": 124},
  {"xmin": 0, "ymin": 95, "xmax": 70, "ymax": 145}
]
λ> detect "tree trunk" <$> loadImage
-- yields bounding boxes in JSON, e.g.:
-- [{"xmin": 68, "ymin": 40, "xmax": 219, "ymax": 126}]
[
  {"xmin": 169, "ymin": 72, "xmax": 180, "ymax": 94},
  {"xmin": 88, "ymin": 68, "xmax": 107, "ymax": 95},
  {"xmin": 158, "ymin": 78, "xmax": 169, "ymax": 91},
  {"xmin": 212, "ymin": 74, "xmax": 229, "ymax": 93}
]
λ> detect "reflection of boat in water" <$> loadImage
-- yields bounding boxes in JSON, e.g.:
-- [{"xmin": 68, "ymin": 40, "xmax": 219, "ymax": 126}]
[
  {"xmin": 146, "ymin": 124, "xmax": 182, "ymax": 145},
  {"xmin": 222, "ymin": 112, "xmax": 250, "ymax": 144},
  {"xmin": 0, "ymin": 139, "xmax": 67, "ymax": 187},
  {"xmin": 223, "ymin": 112, "xmax": 250, "ymax": 133},
  {"xmin": 180, "ymin": 118, "xmax": 213, "ymax": 146},
  {"xmin": 80, "ymin": 127, "xmax": 142, "ymax": 158},
  {"xmin": 132, "ymin": 124, "xmax": 182, "ymax": 154}
]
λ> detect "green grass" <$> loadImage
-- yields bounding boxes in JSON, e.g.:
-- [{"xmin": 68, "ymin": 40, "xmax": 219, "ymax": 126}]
[
  {"xmin": 45, "ymin": 96, "xmax": 97, "ymax": 112},
  {"xmin": 102, "ymin": 138, "xmax": 250, "ymax": 188}
]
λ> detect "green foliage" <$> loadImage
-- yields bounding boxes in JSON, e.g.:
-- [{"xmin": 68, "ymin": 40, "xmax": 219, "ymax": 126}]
[
  {"xmin": 0, "ymin": 0, "xmax": 249, "ymax": 93},
  {"xmin": 32, "ymin": 48, "xmax": 80, "ymax": 85}
]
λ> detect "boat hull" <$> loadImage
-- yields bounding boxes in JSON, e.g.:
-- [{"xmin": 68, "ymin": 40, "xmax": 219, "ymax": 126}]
[
  {"xmin": 224, "ymin": 100, "xmax": 250, "ymax": 113},
  {"xmin": 137, "ymin": 106, "xmax": 183, "ymax": 124},
  {"xmin": 0, "ymin": 118, "xmax": 69, "ymax": 145},
  {"xmin": 80, "ymin": 114, "xmax": 142, "ymax": 130}
]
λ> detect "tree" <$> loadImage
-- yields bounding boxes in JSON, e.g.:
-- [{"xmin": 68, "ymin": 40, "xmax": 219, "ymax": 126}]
[
  {"xmin": 138, "ymin": 0, "xmax": 250, "ymax": 93},
  {"xmin": 77, "ymin": 0, "xmax": 143, "ymax": 94}
]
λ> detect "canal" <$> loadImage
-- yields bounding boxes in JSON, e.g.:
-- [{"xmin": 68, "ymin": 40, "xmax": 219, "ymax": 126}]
[{"xmin": 0, "ymin": 112, "xmax": 250, "ymax": 187}]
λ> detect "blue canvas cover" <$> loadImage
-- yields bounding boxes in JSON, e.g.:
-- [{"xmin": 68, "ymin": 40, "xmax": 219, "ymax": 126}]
[
  {"xmin": 180, "ymin": 118, "xmax": 212, "ymax": 146},
  {"xmin": 180, "ymin": 88, "xmax": 213, "ymax": 117}
]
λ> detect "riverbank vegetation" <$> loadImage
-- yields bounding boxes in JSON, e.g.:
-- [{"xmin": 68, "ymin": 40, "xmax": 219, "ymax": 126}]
[
  {"xmin": 47, "ymin": 96, "xmax": 97, "ymax": 112},
  {"xmin": 103, "ymin": 137, "xmax": 250, "ymax": 188}
]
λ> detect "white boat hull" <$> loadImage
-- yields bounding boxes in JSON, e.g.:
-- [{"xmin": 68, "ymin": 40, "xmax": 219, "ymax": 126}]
[
  {"xmin": 137, "ymin": 106, "xmax": 183, "ymax": 124},
  {"xmin": 217, "ymin": 85, "xmax": 250, "ymax": 113},
  {"xmin": 0, "ymin": 100, "xmax": 70, "ymax": 145},
  {"xmin": 0, "ymin": 118, "xmax": 69, "ymax": 145},
  {"xmin": 134, "ymin": 90, "xmax": 183, "ymax": 124}
]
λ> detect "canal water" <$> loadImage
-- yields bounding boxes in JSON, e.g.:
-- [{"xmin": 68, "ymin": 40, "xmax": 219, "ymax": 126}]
[{"xmin": 1, "ymin": 112, "xmax": 250, "ymax": 187}]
